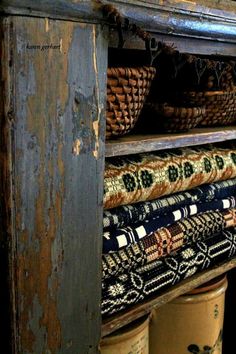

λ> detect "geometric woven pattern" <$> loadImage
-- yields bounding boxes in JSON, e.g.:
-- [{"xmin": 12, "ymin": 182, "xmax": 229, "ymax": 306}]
[
  {"xmin": 103, "ymin": 196, "xmax": 236, "ymax": 253},
  {"xmin": 104, "ymin": 145, "xmax": 236, "ymax": 210},
  {"xmin": 102, "ymin": 227, "xmax": 236, "ymax": 316},
  {"xmin": 103, "ymin": 178, "xmax": 236, "ymax": 229},
  {"xmin": 102, "ymin": 209, "xmax": 236, "ymax": 279}
]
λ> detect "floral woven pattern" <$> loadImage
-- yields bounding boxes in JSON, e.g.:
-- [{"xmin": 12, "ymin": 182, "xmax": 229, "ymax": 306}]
[
  {"xmin": 103, "ymin": 197, "xmax": 236, "ymax": 253},
  {"xmin": 103, "ymin": 178, "xmax": 236, "ymax": 230},
  {"xmin": 102, "ymin": 227, "xmax": 236, "ymax": 316},
  {"xmin": 102, "ymin": 209, "xmax": 236, "ymax": 279},
  {"xmin": 104, "ymin": 146, "xmax": 236, "ymax": 210}
]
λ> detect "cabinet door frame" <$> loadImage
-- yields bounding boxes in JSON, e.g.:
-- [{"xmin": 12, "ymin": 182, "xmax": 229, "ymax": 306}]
[{"xmin": 0, "ymin": 16, "xmax": 107, "ymax": 354}]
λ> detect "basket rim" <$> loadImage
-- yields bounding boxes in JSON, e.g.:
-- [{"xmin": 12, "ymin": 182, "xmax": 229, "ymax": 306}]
[
  {"xmin": 150, "ymin": 102, "xmax": 205, "ymax": 110},
  {"xmin": 181, "ymin": 89, "xmax": 236, "ymax": 97},
  {"xmin": 107, "ymin": 66, "xmax": 156, "ymax": 79}
]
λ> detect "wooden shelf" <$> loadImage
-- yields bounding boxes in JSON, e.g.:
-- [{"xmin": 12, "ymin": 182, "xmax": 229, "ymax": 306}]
[
  {"xmin": 105, "ymin": 126, "xmax": 236, "ymax": 157},
  {"xmin": 101, "ymin": 257, "xmax": 236, "ymax": 337},
  {"xmin": 109, "ymin": 31, "xmax": 236, "ymax": 57}
]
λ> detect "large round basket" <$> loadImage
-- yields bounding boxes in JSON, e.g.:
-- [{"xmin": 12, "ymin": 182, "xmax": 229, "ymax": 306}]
[
  {"xmin": 106, "ymin": 66, "xmax": 156, "ymax": 138},
  {"xmin": 176, "ymin": 90, "xmax": 236, "ymax": 127},
  {"xmin": 144, "ymin": 103, "xmax": 205, "ymax": 133}
]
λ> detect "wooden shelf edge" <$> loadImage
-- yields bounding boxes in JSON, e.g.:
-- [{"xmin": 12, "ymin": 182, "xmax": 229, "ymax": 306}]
[
  {"xmin": 101, "ymin": 257, "xmax": 236, "ymax": 337},
  {"xmin": 105, "ymin": 127, "xmax": 236, "ymax": 157}
]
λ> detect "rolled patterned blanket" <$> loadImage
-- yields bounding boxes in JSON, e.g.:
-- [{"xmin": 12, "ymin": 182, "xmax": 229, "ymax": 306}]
[
  {"xmin": 103, "ymin": 196, "xmax": 236, "ymax": 253},
  {"xmin": 102, "ymin": 227, "xmax": 236, "ymax": 316},
  {"xmin": 102, "ymin": 208, "xmax": 236, "ymax": 280},
  {"xmin": 103, "ymin": 178, "xmax": 236, "ymax": 230},
  {"xmin": 104, "ymin": 145, "xmax": 236, "ymax": 210}
]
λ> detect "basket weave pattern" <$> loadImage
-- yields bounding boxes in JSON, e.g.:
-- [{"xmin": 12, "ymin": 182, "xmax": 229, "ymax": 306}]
[
  {"xmin": 177, "ymin": 90, "xmax": 236, "ymax": 126},
  {"xmin": 106, "ymin": 66, "xmax": 156, "ymax": 138},
  {"xmin": 149, "ymin": 103, "xmax": 205, "ymax": 132}
]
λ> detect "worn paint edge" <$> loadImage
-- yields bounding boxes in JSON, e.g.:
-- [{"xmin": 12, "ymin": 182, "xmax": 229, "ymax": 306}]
[
  {"xmin": 92, "ymin": 25, "xmax": 101, "ymax": 160},
  {"xmin": 0, "ymin": 16, "xmax": 19, "ymax": 353}
]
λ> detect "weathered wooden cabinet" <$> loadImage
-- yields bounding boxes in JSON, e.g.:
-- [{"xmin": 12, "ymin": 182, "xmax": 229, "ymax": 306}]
[{"xmin": 1, "ymin": 1, "xmax": 236, "ymax": 353}]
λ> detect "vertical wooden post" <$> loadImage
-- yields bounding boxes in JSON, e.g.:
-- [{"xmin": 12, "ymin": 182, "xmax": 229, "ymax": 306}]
[{"xmin": 0, "ymin": 16, "xmax": 107, "ymax": 353}]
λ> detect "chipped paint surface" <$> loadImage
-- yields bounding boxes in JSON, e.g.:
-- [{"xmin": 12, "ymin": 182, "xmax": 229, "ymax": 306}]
[
  {"xmin": 8, "ymin": 16, "xmax": 107, "ymax": 354},
  {"xmin": 45, "ymin": 18, "xmax": 49, "ymax": 32},
  {"xmin": 14, "ymin": 17, "xmax": 71, "ymax": 353},
  {"xmin": 178, "ymin": 0, "xmax": 196, "ymax": 4},
  {"xmin": 92, "ymin": 26, "xmax": 101, "ymax": 160},
  {"xmin": 93, "ymin": 120, "xmax": 99, "ymax": 159},
  {"xmin": 72, "ymin": 138, "xmax": 82, "ymax": 155}
]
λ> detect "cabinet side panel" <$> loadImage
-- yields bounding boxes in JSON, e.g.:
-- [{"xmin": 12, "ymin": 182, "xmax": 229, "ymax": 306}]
[
  {"xmin": 11, "ymin": 17, "xmax": 106, "ymax": 354},
  {"xmin": 0, "ymin": 16, "xmax": 17, "ymax": 354}
]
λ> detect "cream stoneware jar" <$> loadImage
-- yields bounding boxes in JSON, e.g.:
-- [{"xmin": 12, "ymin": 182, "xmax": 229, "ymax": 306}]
[
  {"xmin": 149, "ymin": 276, "xmax": 227, "ymax": 354},
  {"xmin": 101, "ymin": 315, "xmax": 149, "ymax": 354}
]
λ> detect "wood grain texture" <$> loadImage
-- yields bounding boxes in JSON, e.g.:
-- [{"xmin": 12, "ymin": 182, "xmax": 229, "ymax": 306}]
[
  {"xmin": 0, "ymin": 17, "xmax": 16, "ymax": 354},
  {"xmin": 137, "ymin": 0, "xmax": 236, "ymax": 19},
  {"xmin": 105, "ymin": 127, "xmax": 236, "ymax": 157},
  {"xmin": 2, "ymin": 0, "xmax": 236, "ymax": 20},
  {"xmin": 109, "ymin": 31, "xmax": 236, "ymax": 57},
  {"xmin": 2, "ymin": 1, "xmax": 236, "ymax": 43},
  {"xmin": 3, "ymin": 17, "xmax": 107, "ymax": 354},
  {"xmin": 0, "ymin": 0, "xmax": 103, "ymax": 23},
  {"xmin": 102, "ymin": 258, "xmax": 236, "ymax": 337}
]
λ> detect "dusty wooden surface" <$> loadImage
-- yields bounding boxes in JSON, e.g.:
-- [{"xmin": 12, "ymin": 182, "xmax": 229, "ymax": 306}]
[
  {"xmin": 0, "ymin": 1, "xmax": 236, "ymax": 352},
  {"xmin": 102, "ymin": 258, "xmax": 236, "ymax": 337},
  {"xmin": 0, "ymin": 17, "xmax": 15, "ymax": 354},
  {"xmin": 105, "ymin": 127, "xmax": 236, "ymax": 157},
  {"xmin": 109, "ymin": 31, "xmax": 236, "ymax": 56},
  {"xmin": 1, "ymin": 1, "xmax": 236, "ymax": 44},
  {"xmin": 1, "ymin": 16, "xmax": 107, "ymax": 353},
  {"xmin": 2, "ymin": 0, "xmax": 236, "ymax": 20}
]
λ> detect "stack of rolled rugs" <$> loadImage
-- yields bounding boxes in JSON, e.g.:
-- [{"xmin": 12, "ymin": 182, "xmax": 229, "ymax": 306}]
[{"xmin": 102, "ymin": 144, "xmax": 236, "ymax": 316}]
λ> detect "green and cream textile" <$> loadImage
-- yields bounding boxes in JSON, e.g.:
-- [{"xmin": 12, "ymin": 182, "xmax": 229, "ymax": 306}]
[{"xmin": 104, "ymin": 145, "xmax": 236, "ymax": 209}]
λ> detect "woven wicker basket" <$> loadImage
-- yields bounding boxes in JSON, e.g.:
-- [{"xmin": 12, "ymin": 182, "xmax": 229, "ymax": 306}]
[
  {"xmin": 106, "ymin": 66, "xmax": 156, "ymax": 138},
  {"xmin": 174, "ymin": 90, "xmax": 236, "ymax": 127},
  {"xmin": 144, "ymin": 103, "xmax": 205, "ymax": 133}
]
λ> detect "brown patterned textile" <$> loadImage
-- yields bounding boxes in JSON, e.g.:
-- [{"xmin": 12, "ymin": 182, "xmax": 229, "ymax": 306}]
[
  {"xmin": 102, "ymin": 227, "xmax": 236, "ymax": 316},
  {"xmin": 102, "ymin": 209, "xmax": 236, "ymax": 279},
  {"xmin": 104, "ymin": 145, "xmax": 236, "ymax": 209}
]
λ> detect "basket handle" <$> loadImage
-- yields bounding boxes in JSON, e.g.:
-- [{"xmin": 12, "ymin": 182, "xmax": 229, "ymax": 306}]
[{"xmin": 194, "ymin": 58, "xmax": 207, "ymax": 84}]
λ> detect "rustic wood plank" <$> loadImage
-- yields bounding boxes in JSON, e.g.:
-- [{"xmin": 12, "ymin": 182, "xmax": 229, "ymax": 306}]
[
  {"xmin": 105, "ymin": 127, "xmax": 236, "ymax": 157},
  {"xmin": 2, "ymin": 1, "xmax": 236, "ymax": 44},
  {"xmin": 2, "ymin": 0, "xmax": 236, "ymax": 21},
  {"xmin": 0, "ymin": 0, "xmax": 102, "ymax": 23},
  {"xmin": 4, "ymin": 17, "xmax": 107, "ymax": 354},
  {"xmin": 0, "ymin": 17, "xmax": 16, "ymax": 354},
  {"xmin": 102, "ymin": 257, "xmax": 236, "ymax": 337},
  {"xmin": 138, "ymin": 0, "xmax": 236, "ymax": 19},
  {"xmin": 106, "ymin": 2, "xmax": 236, "ymax": 43},
  {"xmin": 109, "ymin": 31, "xmax": 236, "ymax": 57}
]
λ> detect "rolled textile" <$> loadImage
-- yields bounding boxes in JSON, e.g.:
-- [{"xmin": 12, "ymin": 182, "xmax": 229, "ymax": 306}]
[
  {"xmin": 103, "ymin": 197, "xmax": 236, "ymax": 253},
  {"xmin": 102, "ymin": 227, "xmax": 236, "ymax": 316},
  {"xmin": 102, "ymin": 209, "xmax": 236, "ymax": 280},
  {"xmin": 104, "ymin": 145, "xmax": 236, "ymax": 210},
  {"xmin": 103, "ymin": 178, "xmax": 236, "ymax": 230}
]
